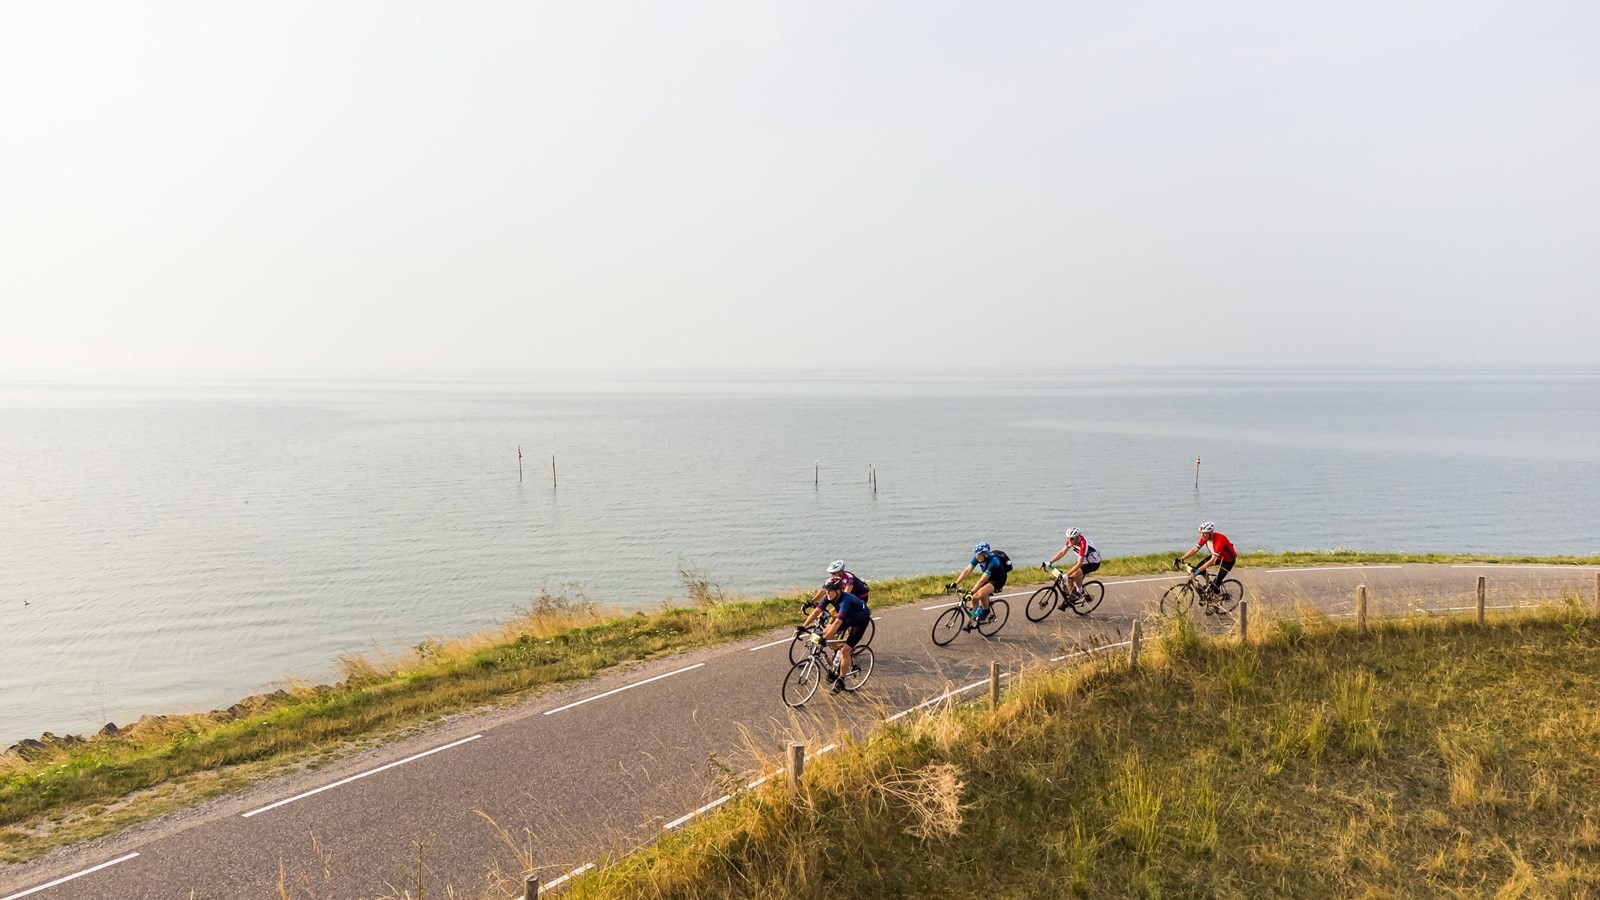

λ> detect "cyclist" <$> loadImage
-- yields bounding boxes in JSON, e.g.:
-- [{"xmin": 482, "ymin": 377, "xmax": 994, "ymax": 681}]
[
  {"xmin": 948, "ymin": 542, "xmax": 1007, "ymax": 621},
  {"xmin": 1176, "ymin": 522, "xmax": 1238, "ymax": 598},
  {"xmin": 797, "ymin": 578, "xmax": 871, "ymax": 693},
  {"xmin": 807, "ymin": 559, "xmax": 869, "ymax": 610},
  {"xmin": 1044, "ymin": 527, "xmax": 1100, "ymax": 599}
]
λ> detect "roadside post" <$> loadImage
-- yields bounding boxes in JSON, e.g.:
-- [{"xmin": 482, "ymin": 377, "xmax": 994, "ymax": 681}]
[
  {"xmin": 1357, "ymin": 586, "xmax": 1368, "ymax": 637},
  {"xmin": 1476, "ymin": 576, "xmax": 1486, "ymax": 626},
  {"xmin": 1129, "ymin": 619, "xmax": 1142, "ymax": 667},
  {"xmin": 989, "ymin": 661, "xmax": 1000, "ymax": 711},
  {"xmin": 786, "ymin": 743, "xmax": 805, "ymax": 796},
  {"xmin": 524, "ymin": 875, "xmax": 538, "ymax": 899},
  {"xmin": 1238, "ymin": 599, "xmax": 1249, "ymax": 641}
]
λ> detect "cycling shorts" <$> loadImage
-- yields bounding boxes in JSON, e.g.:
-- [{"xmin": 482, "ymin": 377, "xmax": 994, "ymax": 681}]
[
  {"xmin": 985, "ymin": 574, "xmax": 1007, "ymax": 593},
  {"xmin": 842, "ymin": 619, "xmax": 870, "ymax": 646},
  {"xmin": 1081, "ymin": 561, "xmax": 1100, "ymax": 575}
]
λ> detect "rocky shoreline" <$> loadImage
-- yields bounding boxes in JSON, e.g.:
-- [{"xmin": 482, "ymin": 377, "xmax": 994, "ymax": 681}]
[{"xmin": 4, "ymin": 687, "xmax": 299, "ymax": 763}]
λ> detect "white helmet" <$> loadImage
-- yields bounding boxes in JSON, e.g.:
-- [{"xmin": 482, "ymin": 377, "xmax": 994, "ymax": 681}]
[
  {"xmin": 1065, "ymin": 528, "xmax": 1081, "ymax": 540},
  {"xmin": 827, "ymin": 559, "xmax": 846, "ymax": 574},
  {"xmin": 1199, "ymin": 522, "xmax": 1215, "ymax": 533}
]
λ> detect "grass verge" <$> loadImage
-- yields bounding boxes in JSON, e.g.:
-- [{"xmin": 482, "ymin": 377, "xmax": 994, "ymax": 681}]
[
  {"xmin": 567, "ymin": 600, "xmax": 1600, "ymax": 898},
  {"xmin": 2, "ymin": 551, "xmax": 1595, "ymax": 865}
]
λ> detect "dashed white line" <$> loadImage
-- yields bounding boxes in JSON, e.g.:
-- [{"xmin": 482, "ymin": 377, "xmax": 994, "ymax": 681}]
[
  {"xmin": 543, "ymin": 663, "xmax": 706, "ymax": 715},
  {"xmin": 885, "ymin": 678, "xmax": 991, "ymax": 722},
  {"xmin": 241, "ymin": 735, "xmax": 482, "ymax": 818},
  {"xmin": 747, "ymin": 636, "xmax": 794, "ymax": 652},
  {"xmin": 665, "ymin": 795, "xmax": 733, "ymax": 830},
  {"xmin": 1107, "ymin": 575, "xmax": 1187, "ymax": 585},
  {"xmin": 1262, "ymin": 565, "xmax": 1406, "ymax": 573},
  {"xmin": 542, "ymin": 862, "xmax": 596, "ymax": 890},
  {"xmin": 921, "ymin": 601, "xmax": 959, "ymax": 610},
  {"xmin": 1450, "ymin": 564, "xmax": 1600, "ymax": 570},
  {"xmin": 1050, "ymin": 639, "xmax": 1132, "ymax": 663},
  {"xmin": 1, "ymin": 852, "xmax": 140, "ymax": 900}
]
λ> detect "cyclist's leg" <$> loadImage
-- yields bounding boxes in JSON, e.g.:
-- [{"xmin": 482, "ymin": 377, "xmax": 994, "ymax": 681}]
[
  {"xmin": 1067, "ymin": 561, "xmax": 1084, "ymax": 592},
  {"xmin": 973, "ymin": 581, "xmax": 996, "ymax": 613},
  {"xmin": 1212, "ymin": 559, "xmax": 1234, "ymax": 591}
]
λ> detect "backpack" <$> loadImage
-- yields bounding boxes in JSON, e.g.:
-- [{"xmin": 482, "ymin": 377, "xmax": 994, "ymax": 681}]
[{"xmin": 994, "ymin": 550, "xmax": 1013, "ymax": 573}]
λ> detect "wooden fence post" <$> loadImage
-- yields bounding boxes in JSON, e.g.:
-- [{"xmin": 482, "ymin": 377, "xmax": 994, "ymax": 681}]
[
  {"xmin": 1129, "ymin": 619, "xmax": 1142, "ymax": 667},
  {"xmin": 1476, "ymin": 575, "xmax": 1486, "ymax": 626},
  {"xmin": 1238, "ymin": 599, "xmax": 1249, "ymax": 641},
  {"xmin": 786, "ymin": 743, "xmax": 805, "ymax": 796},
  {"xmin": 1357, "ymin": 585, "xmax": 1368, "ymax": 637},
  {"xmin": 989, "ymin": 661, "xmax": 1000, "ymax": 710},
  {"xmin": 524, "ymin": 875, "xmax": 538, "ymax": 899}
]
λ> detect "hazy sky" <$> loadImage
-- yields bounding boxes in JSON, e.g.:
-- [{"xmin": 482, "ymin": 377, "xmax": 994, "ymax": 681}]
[{"xmin": 3, "ymin": 2, "xmax": 1597, "ymax": 373}]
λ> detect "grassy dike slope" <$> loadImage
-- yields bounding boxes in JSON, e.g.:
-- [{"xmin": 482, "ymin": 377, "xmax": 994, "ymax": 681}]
[
  {"xmin": 570, "ymin": 606, "xmax": 1600, "ymax": 899},
  {"xmin": 1, "ymin": 552, "xmax": 1595, "ymax": 864}
]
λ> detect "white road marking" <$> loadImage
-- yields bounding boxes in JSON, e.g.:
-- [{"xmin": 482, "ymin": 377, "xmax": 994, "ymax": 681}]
[
  {"xmin": 1050, "ymin": 640, "xmax": 1132, "ymax": 663},
  {"xmin": 542, "ymin": 862, "xmax": 596, "ymax": 890},
  {"xmin": 1262, "ymin": 565, "xmax": 1406, "ymax": 573},
  {"xmin": 1, "ymin": 853, "xmax": 140, "ymax": 900},
  {"xmin": 543, "ymin": 663, "xmax": 706, "ymax": 715},
  {"xmin": 815, "ymin": 743, "xmax": 839, "ymax": 756},
  {"xmin": 1451, "ymin": 564, "xmax": 1600, "ymax": 570},
  {"xmin": 747, "ymin": 636, "xmax": 794, "ymax": 652},
  {"xmin": 885, "ymin": 678, "xmax": 991, "ymax": 722},
  {"xmin": 1108, "ymin": 575, "xmax": 1187, "ymax": 585},
  {"xmin": 241, "ymin": 735, "xmax": 482, "ymax": 818},
  {"xmin": 921, "ymin": 601, "xmax": 959, "ymax": 610},
  {"xmin": 665, "ymin": 795, "xmax": 733, "ymax": 830}
]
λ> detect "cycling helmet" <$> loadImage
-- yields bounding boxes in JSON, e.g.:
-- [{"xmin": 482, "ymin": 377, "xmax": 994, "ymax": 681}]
[
  {"xmin": 1065, "ymin": 528, "xmax": 1082, "ymax": 540},
  {"xmin": 827, "ymin": 559, "xmax": 846, "ymax": 574},
  {"xmin": 822, "ymin": 577, "xmax": 845, "ymax": 591},
  {"xmin": 1199, "ymin": 522, "xmax": 1215, "ymax": 533},
  {"xmin": 973, "ymin": 542, "xmax": 992, "ymax": 555}
]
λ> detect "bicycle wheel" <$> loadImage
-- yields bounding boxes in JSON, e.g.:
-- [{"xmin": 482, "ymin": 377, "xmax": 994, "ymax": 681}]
[
  {"xmin": 1214, "ymin": 580, "xmax": 1244, "ymax": 613},
  {"xmin": 787, "ymin": 632, "xmax": 813, "ymax": 665},
  {"xmin": 1025, "ymin": 585, "xmax": 1060, "ymax": 623},
  {"xmin": 860, "ymin": 617, "xmax": 875, "ymax": 647},
  {"xmin": 1073, "ymin": 580, "xmax": 1105, "ymax": 616},
  {"xmin": 977, "ymin": 598, "xmax": 1009, "ymax": 636},
  {"xmin": 781, "ymin": 659, "xmax": 821, "ymax": 707},
  {"xmin": 931, "ymin": 607, "xmax": 965, "ymax": 646},
  {"xmin": 1160, "ymin": 582, "xmax": 1198, "ymax": 616},
  {"xmin": 840, "ymin": 646, "xmax": 874, "ymax": 691}
]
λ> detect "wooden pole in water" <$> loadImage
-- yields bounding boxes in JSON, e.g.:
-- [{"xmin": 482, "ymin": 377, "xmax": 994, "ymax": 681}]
[
  {"xmin": 815, "ymin": 461, "xmax": 819, "ymax": 487},
  {"xmin": 551, "ymin": 454, "xmax": 557, "ymax": 489},
  {"xmin": 1194, "ymin": 456, "xmax": 1201, "ymax": 491},
  {"xmin": 517, "ymin": 446, "xmax": 523, "ymax": 483},
  {"xmin": 1356, "ymin": 585, "xmax": 1368, "ymax": 637},
  {"xmin": 1476, "ymin": 575, "xmax": 1486, "ymax": 626}
]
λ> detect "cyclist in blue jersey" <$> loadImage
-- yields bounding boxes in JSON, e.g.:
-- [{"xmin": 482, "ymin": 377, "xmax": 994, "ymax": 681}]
[
  {"xmin": 947, "ymin": 542, "xmax": 1007, "ymax": 620},
  {"xmin": 797, "ymin": 578, "xmax": 872, "ymax": 693}
]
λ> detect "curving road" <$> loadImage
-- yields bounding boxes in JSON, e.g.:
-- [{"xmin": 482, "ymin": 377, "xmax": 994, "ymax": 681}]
[{"xmin": 3, "ymin": 564, "xmax": 1597, "ymax": 899}]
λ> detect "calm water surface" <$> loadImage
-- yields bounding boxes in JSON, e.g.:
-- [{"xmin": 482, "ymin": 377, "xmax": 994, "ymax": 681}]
[{"xmin": 2, "ymin": 369, "xmax": 1598, "ymax": 743}]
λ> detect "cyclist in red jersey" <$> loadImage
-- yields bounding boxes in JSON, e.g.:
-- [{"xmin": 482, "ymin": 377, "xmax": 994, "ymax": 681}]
[{"xmin": 1176, "ymin": 522, "xmax": 1237, "ymax": 592}]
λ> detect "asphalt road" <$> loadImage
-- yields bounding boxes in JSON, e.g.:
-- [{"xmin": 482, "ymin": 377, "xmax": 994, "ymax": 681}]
[{"xmin": 3, "ymin": 563, "xmax": 1597, "ymax": 899}]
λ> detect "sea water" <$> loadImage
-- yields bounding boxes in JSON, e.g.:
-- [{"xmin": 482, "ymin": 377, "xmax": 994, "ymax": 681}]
[{"xmin": 2, "ymin": 368, "xmax": 1597, "ymax": 743}]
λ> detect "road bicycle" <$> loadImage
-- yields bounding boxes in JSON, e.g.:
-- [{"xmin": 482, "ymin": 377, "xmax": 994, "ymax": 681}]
[
  {"xmin": 790, "ymin": 600, "xmax": 875, "ymax": 664},
  {"xmin": 781, "ymin": 631, "xmax": 875, "ymax": 707},
  {"xmin": 930, "ymin": 588, "xmax": 1010, "ymax": 646},
  {"xmin": 1025, "ymin": 565, "xmax": 1105, "ymax": 622},
  {"xmin": 1159, "ymin": 564, "xmax": 1244, "ymax": 616}
]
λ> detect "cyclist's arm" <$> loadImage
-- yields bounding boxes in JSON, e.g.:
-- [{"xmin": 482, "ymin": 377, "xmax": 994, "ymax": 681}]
[
  {"xmin": 1178, "ymin": 543, "xmax": 1201, "ymax": 563},
  {"xmin": 952, "ymin": 564, "xmax": 973, "ymax": 586},
  {"xmin": 800, "ymin": 606, "xmax": 823, "ymax": 628},
  {"xmin": 821, "ymin": 619, "xmax": 842, "ymax": 640},
  {"xmin": 1046, "ymin": 547, "xmax": 1067, "ymax": 566}
]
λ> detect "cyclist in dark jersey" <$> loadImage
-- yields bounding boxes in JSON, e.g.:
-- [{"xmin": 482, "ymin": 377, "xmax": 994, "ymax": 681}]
[
  {"xmin": 1177, "ymin": 522, "xmax": 1237, "ymax": 592},
  {"xmin": 807, "ymin": 559, "xmax": 869, "ymax": 610},
  {"xmin": 797, "ymin": 578, "xmax": 871, "ymax": 693},
  {"xmin": 948, "ymin": 542, "xmax": 1006, "ymax": 620}
]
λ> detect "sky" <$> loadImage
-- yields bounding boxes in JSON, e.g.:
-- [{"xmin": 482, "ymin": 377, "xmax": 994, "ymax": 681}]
[{"xmin": 2, "ymin": 1, "xmax": 1597, "ymax": 374}]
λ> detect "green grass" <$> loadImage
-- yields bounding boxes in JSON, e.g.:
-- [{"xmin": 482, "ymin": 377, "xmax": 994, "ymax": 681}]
[
  {"xmin": 567, "ymin": 601, "xmax": 1600, "ymax": 898},
  {"xmin": 2, "ymin": 551, "xmax": 1595, "ymax": 864}
]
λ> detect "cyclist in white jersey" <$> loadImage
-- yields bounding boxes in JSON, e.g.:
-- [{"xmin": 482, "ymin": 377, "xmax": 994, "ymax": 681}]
[{"xmin": 1045, "ymin": 528, "xmax": 1101, "ymax": 597}]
